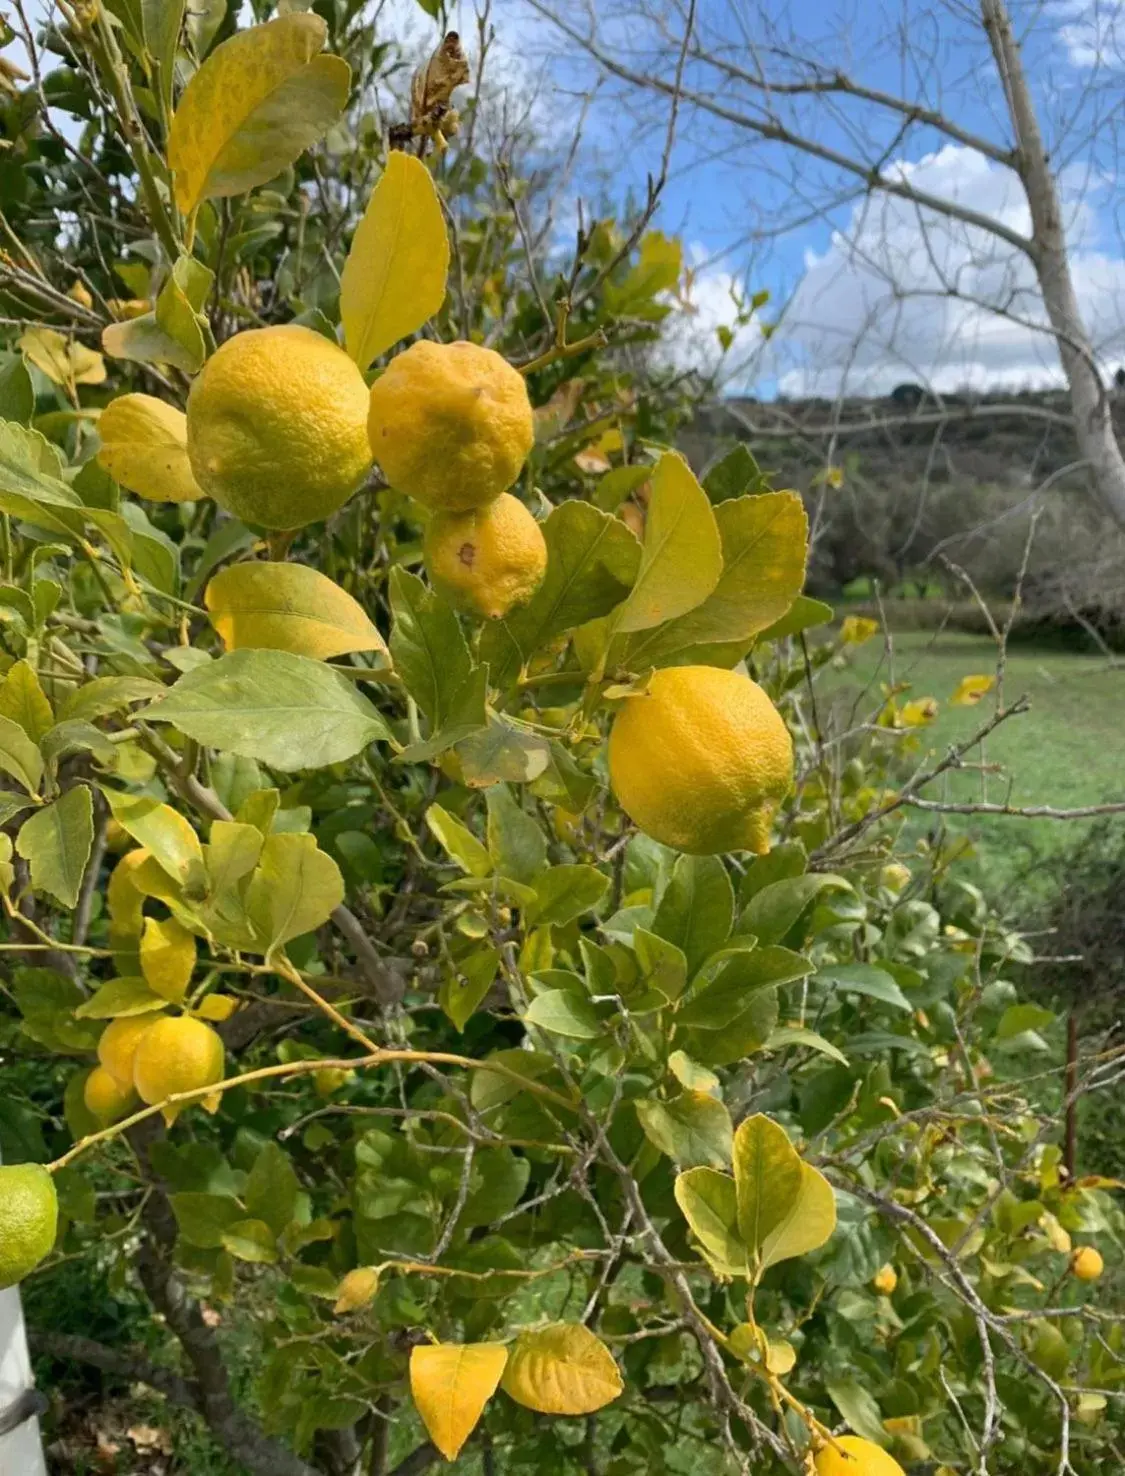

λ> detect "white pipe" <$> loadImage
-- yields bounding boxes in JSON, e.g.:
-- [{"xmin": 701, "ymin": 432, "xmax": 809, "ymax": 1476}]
[{"xmin": 0, "ymin": 1148, "xmax": 48, "ymax": 1476}]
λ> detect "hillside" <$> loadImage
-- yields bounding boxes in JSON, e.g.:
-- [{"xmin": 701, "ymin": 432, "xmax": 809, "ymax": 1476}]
[{"xmin": 682, "ymin": 387, "xmax": 1125, "ymax": 624}]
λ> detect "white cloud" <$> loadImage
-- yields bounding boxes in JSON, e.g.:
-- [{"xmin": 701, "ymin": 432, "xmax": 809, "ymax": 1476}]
[
  {"xmin": 763, "ymin": 144, "xmax": 1125, "ymax": 398},
  {"xmin": 1051, "ymin": 0, "xmax": 1125, "ymax": 68},
  {"xmin": 658, "ymin": 247, "xmax": 766, "ymax": 382}
]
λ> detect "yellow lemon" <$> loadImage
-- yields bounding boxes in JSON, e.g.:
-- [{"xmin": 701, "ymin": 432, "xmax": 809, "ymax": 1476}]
[
  {"xmin": 608, "ymin": 666, "xmax": 793, "ymax": 856},
  {"xmin": 872, "ymin": 1264, "xmax": 898, "ymax": 1296},
  {"xmin": 333, "ymin": 1265, "xmax": 380, "ymax": 1314},
  {"xmin": 367, "ymin": 340, "xmax": 533, "ymax": 511},
  {"xmin": 186, "ymin": 324, "xmax": 372, "ymax": 530},
  {"xmin": 1072, "ymin": 1246, "xmax": 1104, "ymax": 1281},
  {"xmin": 814, "ymin": 1435, "xmax": 905, "ymax": 1476},
  {"xmin": 83, "ymin": 1064, "xmax": 138, "ymax": 1126},
  {"xmin": 423, "ymin": 492, "xmax": 547, "ymax": 619},
  {"xmin": 98, "ymin": 1014, "xmax": 160, "ymax": 1086},
  {"xmin": 132, "ymin": 1015, "xmax": 225, "ymax": 1126},
  {"xmin": 0, "ymin": 1163, "xmax": 58, "ymax": 1289}
]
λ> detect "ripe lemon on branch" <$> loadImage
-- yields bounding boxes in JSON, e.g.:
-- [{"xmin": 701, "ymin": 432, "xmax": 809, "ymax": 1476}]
[
  {"xmin": 98, "ymin": 1014, "xmax": 159, "ymax": 1085},
  {"xmin": 367, "ymin": 340, "xmax": 533, "ymax": 511},
  {"xmin": 132, "ymin": 1015, "xmax": 225, "ymax": 1125},
  {"xmin": 186, "ymin": 324, "xmax": 372, "ymax": 530},
  {"xmin": 423, "ymin": 492, "xmax": 547, "ymax": 619},
  {"xmin": 84, "ymin": 1065, "xmax": 138, "ymax": 1126},
  {"xmin": 814, "ymin": 1436, "xmax": 905, "ymax": 1475},
  {"xmin": 0, "ymin": 1163, "xmax": 58, "ymax": 1289},
  {"xmin": 608, "ymin": 665, "xmax": 793, "ymax": 856}
]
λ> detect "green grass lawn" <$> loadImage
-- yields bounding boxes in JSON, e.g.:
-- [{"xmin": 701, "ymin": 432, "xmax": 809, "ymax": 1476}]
[{"xmin": 823, "ymin": 631, "xmax": 1125, "ymax": 902}]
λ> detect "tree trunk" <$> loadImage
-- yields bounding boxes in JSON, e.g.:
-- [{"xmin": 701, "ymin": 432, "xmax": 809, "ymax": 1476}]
[{"xmin": 982, "ymin": 0, "xmax": 1125, "ymax": 531}]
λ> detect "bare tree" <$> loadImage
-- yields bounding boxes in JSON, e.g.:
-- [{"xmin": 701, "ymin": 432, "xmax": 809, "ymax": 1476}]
[{"xmin": 527, "ymin": 0, "xmax": 1125, "ymax": 530}]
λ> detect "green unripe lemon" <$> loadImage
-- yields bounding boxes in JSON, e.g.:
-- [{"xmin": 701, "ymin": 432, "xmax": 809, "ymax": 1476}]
[{"xmin": 0, "ymin": 1163, "xmax": 58, "ymax": 1289}]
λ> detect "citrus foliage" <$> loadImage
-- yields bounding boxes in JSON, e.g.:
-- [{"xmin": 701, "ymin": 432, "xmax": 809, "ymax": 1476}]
[{"xmin": 0, "ymin": 7, "xmax": 1121, "ymax": 1476}]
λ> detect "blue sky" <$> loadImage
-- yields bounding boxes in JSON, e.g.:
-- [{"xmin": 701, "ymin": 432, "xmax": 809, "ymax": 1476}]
[{"xmin": 478, "ymin": 0, "xmax": 1125, "ymax": 395}]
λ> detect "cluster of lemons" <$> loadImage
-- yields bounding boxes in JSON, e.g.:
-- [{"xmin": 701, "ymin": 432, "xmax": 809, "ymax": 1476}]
[
  {"xmin": 83, "ymin": 1011, "xmax": 225, "ymax": 1129},
  {"xmin": 185, "ymin": 325, "xmax": 548, "ymax": 621},
  {"xmin": 0, "ymin": 1017, "xmax": 225, "ymax": 1291}
]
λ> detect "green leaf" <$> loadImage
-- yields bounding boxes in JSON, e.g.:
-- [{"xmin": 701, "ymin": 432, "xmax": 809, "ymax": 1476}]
[
  {"xmin": 244, "ymin": 832, "xmax": 345, "ymax": 954},
  {"xmin": 0, "ymin": 420, "xmax": 90, "ymax": 540},
  {"xmin": 205, "ymin": 562, "xmax": 388, "ymax": 662},
  {"xmin": 524, "ymin": 989, "xmax": 602, "ymax": 1040},
  {"xmin": 611, "ymin": 452, "xmax": 721, "ymax": 635},
  {"xmin": 167, "ymin": 14, "xmax": 350, "ymax": 214},
  {"xmin": 703, "ymin": 444, "xmax": 771, "ymax": 502},
  {"xmin": 440, "ymin": 945, "xmax": 499, "ymax": 1031},
  {"xmin": 816, "ymin": 963, "xmax": 912, "ymax": 1012},
  {"xmin": 0, "ymin": 713, "xmax": 43, "ymax": 795},
  {"xmin": 667, "ymin": 1051, "xmax": 720, "ymax": 1094},
  {"xmin": 103, "ymin": 258, "xmax": 214, "ymax": 374},
  {"xmin": 673, "ymin": 1167, "xmax": 748, "ymax": 1278},
  {"xmin": 456, "ymin": 717, "xmax": 550, "ymax": 786},
  {"xmin": 0, "ymin": 353, "xmax": 33, "ymax": 424},
  {"xmin": 58, "ymin": 675, "xmax": 165, "ymax": 725},
  {"xmin": 142, "ymin": 0, "xmax": 186, "ymax": 114},
  {"xmin": 624, "ymin": 492, "xmax": 807, "ymax": 667},
  {"xmin": 995, "ymin": 1003, "xmax": 1056, "ymax": 1041},
  {"xmin": 0, "ymin": 791, "xmax": 32, "ymax": 825},
  {"xmin": 768, "ymin": 1027, "xmax": 849, "ymax": 1066},
  {"xmin": 425, "ymin": 804, "xmax": 492, "ymax": 877},
  {"xmin": 75, "ymin": 976, "xmax": 168, "ymax": 1019},
  {"xmin": 527, "ymin": 865, "xmax": 610, "ymax": 927},
  {"xmin": 145, "ymin": 649, "xmax": 391, "ymax": 770},
  {"xmin": 739, "ymin": 874, "xmax": 853, "ymax": 946},
  {"xmin": 486, "ymin": 785, "xmax": 547, "ymax": 885},
  {"xmin": 16, "ymin": 785, "xmax": 94, "ymax": 908},
  {"xmin": 634, "ymin": 927, "xmax": 689, "ymax": 1003},
  {"xmin": 636, "ymin": 1091, "xmax": 732, "ymax": 1169},
  {"xmin": 221, "ymin": 1218, "xmax": 278, "ymax": 1264},
  {"xmin": 395, "ymin": 663, "xmax": 488, "ymax": 763},
  {"xmin": 41, "ymin": 720, "xmax": 116, "ymax": 770},
  {"xmin": 684, "ymin": 988, "xmax": 779, "ymax": 1067},
  {"xmin": 676, "ymin": 946, "xmax": 811, "ymax": 1030},
  {"xmin": 755, "ymin": 594, "xmax": 834, "ymax": 644},
  {"xmin": 731, "ymin": 1113, "xmax": 803, "ymax": 1258},
  {"xmin": 603, "ymin": 232, "xmax": 681, "ymax": 319},
  {"xmin": 389, "ymin": 568, "xmax": 473, "ymax": 729},
  {"xmin": 652, "ymin": 855, "xmax": 733, "ymax": 979},
  {"xmin": 825, "ymin": 1383, "xmax": 888, "ymax": 1448},
  {"xmin": 171, "ymin": 1190, "xmax": 244, "ymax": 1249},
  {"xmin": 0, "ymin": 660, "xmax": 53, "ymax": 742},
  {"xmin": 480, "ymin": 501, "xmax": 640, "ymax": 686},
  {"xmin": 340, "ymin": 151, "xmax": 449, "ymax": 371},
  {"xmin": 245, "ymin": 1142, "xmax": 300, "ymax": 1235}
]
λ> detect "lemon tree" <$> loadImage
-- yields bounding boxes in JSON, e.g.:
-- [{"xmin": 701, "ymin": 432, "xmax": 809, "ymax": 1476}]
[{"xmin": 0, "ymin": 8, "xmax": 1121, "ymax": 1476}]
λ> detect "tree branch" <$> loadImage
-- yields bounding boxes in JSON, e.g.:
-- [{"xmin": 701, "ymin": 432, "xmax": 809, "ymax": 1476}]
[{"xmin": 28, "ymin": 1330, "xmax": 199, "ymax": 1411}]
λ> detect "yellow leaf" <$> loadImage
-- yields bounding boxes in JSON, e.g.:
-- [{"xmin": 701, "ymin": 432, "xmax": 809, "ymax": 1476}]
[
  {"xmin": 168, "ymin": 14, "xmax": 351, "ymax": 215},
  {"xmin": 898, "ymin": 697, "xmax": 938, "ymax": 727},
  {"xmin": 840, "ymin": 615, "xmax": 879, "ymax": 644},
  {"xmin": 0, "ymin": 660, "xmax": 54, "ymax": 743},
  {"xmin": 759, "ymin": 1160, "xmax": 837, "ymax": 1270},
  {"xmin": 950, "ymin": 673, "xmax": 994, "ymax": 707},
  {"xmin": 140, "ymin": 915, "xmax": 197, "ymax": 1003},
  {"xmin": 97, "ymin": 394, "xmax": 204, "ymax": 504},
  {"xmin": 501, "ymin": 1323, "xmax": 622, "ymax": 1416},
  {"xmin": 612, "ymin": 452, "xmax": 722, "ymax": 635},
  {"xmin": 410, "ymin": 1342, "xmax": 508, "ymax": 1460},
  {"xmin": 334, "ymin": 1266, "xmax": 381, "ymax": 1315},
  {"xmin": 339, "ymin": 151, "xmax": 450, "ymax": 372},
  {"xmin": 19, "ymin": 327, "xmax": 105, "ymax": 389},
  {"xmin": 195, "ymin": 994, "xmax": 238, "ymax": 1022},
  {"xmin": 102, "ymin": 790, "xmax": 206, "ymax": 892},
  {"xmin": 204, "ymin": 562, "xmax": 389, "ymax": 662}
]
